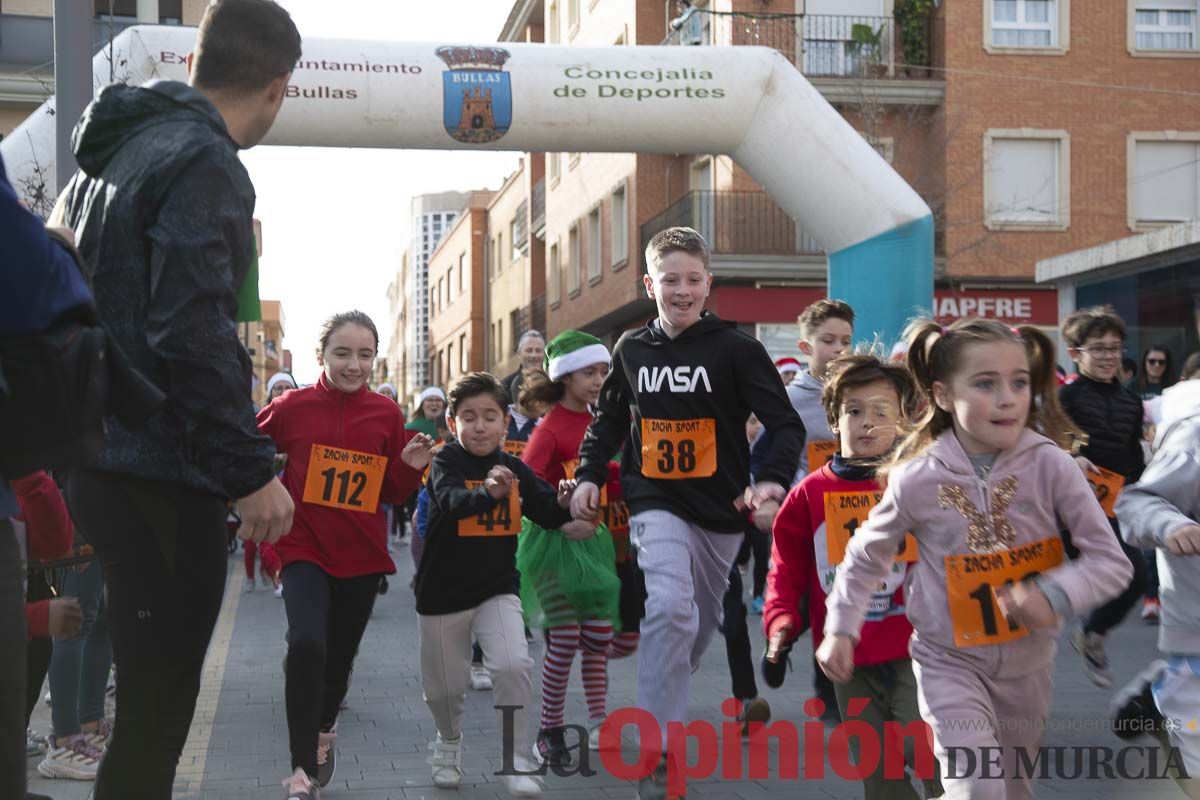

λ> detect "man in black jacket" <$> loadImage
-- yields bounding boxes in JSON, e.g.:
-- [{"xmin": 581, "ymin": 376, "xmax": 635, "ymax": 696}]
[
  {"xmin": 1060, "ymin": 305, "xmax": 1146, "ymax": 689},
  {"xmin": 55, "ymin": 2, "xmax": 300, "ymax": 796}
]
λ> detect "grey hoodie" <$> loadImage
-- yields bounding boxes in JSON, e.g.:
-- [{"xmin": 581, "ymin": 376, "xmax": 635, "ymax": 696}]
[
  {"xmin": 1115, "ymin": 379, "xmax": 1200, "ymax": 655},
  {"xmin": 785, "ymin": 369, "xmax": 835, "ymax": 483}
]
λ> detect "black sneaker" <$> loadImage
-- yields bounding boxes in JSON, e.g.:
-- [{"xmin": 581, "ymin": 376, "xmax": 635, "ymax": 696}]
[
  {"xmin": 637, "ymin": 753, "xmax": 684, "ymax": 799},
  {"xmin": 535, "ymin": 726, "xmax": 572, "ymax": 767},
  {"xmin": 1111, "ymin": 661, "xmax": 1167, "ymax": 741},
  {"xmin": 760, "ymin": 636, "xmax": 794, "ymax": 689},
  {"xmin": 316, "ymin": 724, "xmax": 337, "ymax": 787},
  {"xmin": 378, "ymin": 576, "xmax": 389, "ymax": 595}
]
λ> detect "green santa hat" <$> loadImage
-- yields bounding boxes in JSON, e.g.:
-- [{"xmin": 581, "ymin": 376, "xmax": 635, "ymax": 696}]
[{"xmin": 544, "ymin": 330, "xmax": 611, "ymax": 382}]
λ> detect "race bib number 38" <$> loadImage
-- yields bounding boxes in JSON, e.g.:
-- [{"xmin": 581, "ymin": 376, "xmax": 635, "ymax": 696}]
[
  {"xmin": 944, "ymin": 537, "xmax": 1064, "ymax": 648},
  {"xmin": 458, "ymin": 481, "xmax": 521, "ymax": 537},
  {"xmin": 640, "ymin": 418, "xmax": 717, "ymax": 479},
  {"xmin": 302, "ymin": 444, "xmax": 388, "ymax": 514}
]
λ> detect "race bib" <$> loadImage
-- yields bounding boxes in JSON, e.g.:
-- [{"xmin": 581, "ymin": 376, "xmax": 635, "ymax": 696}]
[
  {"xmin": 640, "ymin": 418, "xmax": 717, "ymax": 479},
  {"xmin": 458, "ymin": 480, "xmax": 521, "ymax": 537},
  {"xmin": 562, "ymin": 459, "xmax": 607, "ymax": 505},
  {"xmin": 824, "ymin": 491, "xmax": 918, "ymax": 565},
  {"xmin": 1085, "ymin": 467, "xmax": 1125, "ymax": 518},
  {"xmin": 503, "ymin": 440, "xmax": 527, "ymax": 457},
  {"xmin": 302, "ymin": 444, "xmax": 388, "ymax": 513},
  {"xmin": 807, "ymin": 440, "xmax": 838, "ymax": 474},
  {"xmin": 944, "ymin": 537, "xmax": 1064, "ymax": 648}
]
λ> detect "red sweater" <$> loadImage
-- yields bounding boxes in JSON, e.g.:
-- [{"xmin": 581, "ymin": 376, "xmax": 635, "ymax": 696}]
[
  {"xmin": 763, "ymin": 463, "xmax": 912, "ymax": 667},
  {"xmin": 14, "ymin": 472, "xmax": 73, "ymax": 639},
  {"xmin": 257, "ymin": 374, "xmax": 422, "ymax": 578}
]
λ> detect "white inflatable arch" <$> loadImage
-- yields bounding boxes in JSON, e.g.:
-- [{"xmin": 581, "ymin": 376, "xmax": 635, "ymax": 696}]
[{"xmin": 1, "ymin": 26, "xmax": 933, "ymax": 342}]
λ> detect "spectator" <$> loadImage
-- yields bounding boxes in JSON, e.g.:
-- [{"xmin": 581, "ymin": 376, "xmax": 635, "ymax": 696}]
[
  {"xmin": 53, "ymin": 1, "xmax": 300, "ymax": 795},
  {"xmin": 1135, "ymin": 345, "xmax": 1177, "ymax": 399},
  {"xmin": 503, "ymin": 330, "xmax": 546, "ymax": 405}
]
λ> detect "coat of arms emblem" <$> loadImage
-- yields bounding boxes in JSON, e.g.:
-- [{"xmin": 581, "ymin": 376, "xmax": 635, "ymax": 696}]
[{"xmin": 436, "ymin": 46, "xmax": 512, "ymax": 144}]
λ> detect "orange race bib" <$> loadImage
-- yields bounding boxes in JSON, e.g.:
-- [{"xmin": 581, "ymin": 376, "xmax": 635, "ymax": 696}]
[
  {"xmin": 503, "ymin": 440, "xmax": 527, "ymax": 457},
  {"xmin": 640, "ymin": 418, "xmax": 717, "ymax": 479},
  {"xmin": 562, "ymin": 459, "xmax": 608, "ymax": 505},
  {"xmin": 302, "ymin": 444, "xmax": 388, "ymax": 514},
  {"xmin": 458, "ymin": 480, "xmax": 521, "ymax": 537},
  {"xmin": 944, "ymin": 537, "xmax": 1064, "ymax": 648},
  {"xmin": 824, "ymin": 491, "xmax": 918, "ymax": 565},
  {"xmin": 1085, "ymin": 467, "xmax": 1125, "ymax": 518},
  {"xmin": 807, "ymin": 440, "xmax": 838, "ymax": 475}
]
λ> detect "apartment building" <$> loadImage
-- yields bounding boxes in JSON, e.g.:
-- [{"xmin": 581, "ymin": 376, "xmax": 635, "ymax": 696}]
[{"xmin": 405, "ymin": 192, "xmax": 468, "ymax": 396}]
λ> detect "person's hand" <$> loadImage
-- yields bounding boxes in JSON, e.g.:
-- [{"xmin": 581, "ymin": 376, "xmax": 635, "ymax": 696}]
[
  {"xmin": 815, "ymin": 633, "xmax": 856, "ymax": 684},
  {"xmin": 744, "ymin": 482, "xmax": 786, "ymax": 511},
  {"xmin": 47, "ymin": 190, "xmax": 69, "ymax": 227},
  {"xmin": 995, "ymin": 580, "xmax": 1057, "ymax": 631},
  {"xmin": 484, "ymin": 465, "xmax": 516, "ymax": 500},
  {"xmin": 557, "ymin": 479, "xmax": 577, "ymax": 509},
  {"xmin": 236, "ymin": 477, "xmax": 294, "ymax": 544},
  {"xmin": 1074, "ymin": 455, "xmax": 1099, "ymax": 475},
  {"xmin": 1166, "ymin": 524, "xmax": 1200, "ymax": 556},
  {"xmin": 751, "ymin": 499, "xmax": 780, "ymax": 534},
  {"xmin": 571, "ymin": 482, "xmax": 601, "ymax": 522},
  {"xmin": 764, "ymin": 615, "xmax": 795, "ymax": 664},
  {"xmin": 401, "ymin": 433, "xmax": 436, "ymax": 470},
  {"xmin": 562, "ymin": 519, "xmax": 597, "ymax": 541},
  {"xmin": 45, "ymin": 225, "xmax": 75, "ymax": 247},
  {"xmin": 47, "ymin": 597, "xmax": 83, "ymax": 638}
]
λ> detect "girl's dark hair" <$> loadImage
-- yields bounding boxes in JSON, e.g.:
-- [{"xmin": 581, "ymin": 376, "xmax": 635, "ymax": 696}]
[
  {"xmin": 518, "ymin": 368, "xmax": 566, "ymax": 409},
  {"xmin": 895, "ymin": 318, "xmax": 1080, "ymax": 466},
  {"xmin": 1137, "ymin": 345, "xmax": 1177, "ymax": 392},
  {"xmin": 448, "ymin": 372, "xmax": 510, "ymax": 417},
  {"xmin": 316, "ymin": 310, "xmax": 379, "ymax": 357}
]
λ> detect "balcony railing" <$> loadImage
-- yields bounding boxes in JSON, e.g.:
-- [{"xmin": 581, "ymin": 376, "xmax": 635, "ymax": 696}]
[
  {"xmin": 640, "ymin": 191, "xmax": 822, "ymax": 261},
  {"xmin": 663, "ymin": 10, "xmax": 920, "ymax": 79}
]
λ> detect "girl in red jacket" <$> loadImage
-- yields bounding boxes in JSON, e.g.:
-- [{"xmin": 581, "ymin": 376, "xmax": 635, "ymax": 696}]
[
  {"xmin": 257, "ymin": 311, "xmax": 434, "ymax": 800},
  {"xmin": 763, "ymin": 353, "xmax": 941, "ymax": 800},
  {"xmin": 517, "ymin": 330, "xmax": 634, "ymax": 766}
]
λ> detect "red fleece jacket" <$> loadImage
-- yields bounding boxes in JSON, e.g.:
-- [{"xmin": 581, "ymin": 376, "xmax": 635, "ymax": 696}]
[{"xmin": 257, "ymin": 375, "xmax": 423, "ymax": 578}]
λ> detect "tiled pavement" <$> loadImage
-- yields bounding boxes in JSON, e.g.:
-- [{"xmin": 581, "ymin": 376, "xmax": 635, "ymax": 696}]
[{"xmin": 27, "ymin": 542, "xmax": 1189, "ymax": 799}]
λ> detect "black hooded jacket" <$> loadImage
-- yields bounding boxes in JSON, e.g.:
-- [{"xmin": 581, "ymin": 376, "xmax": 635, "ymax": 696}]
[
  {"xmin": 58, "ymin": 80, "xmax": 275, "ymax": 500},
  {"xmin": 576, "ymin": 312, "xmax": 805, "ymax": 532}
]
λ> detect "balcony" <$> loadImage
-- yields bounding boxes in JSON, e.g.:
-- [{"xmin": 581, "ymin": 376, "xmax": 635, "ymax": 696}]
[
  {"xmin": 662, "ymin": 10, "xmax": 943, "ymax": 106},
  {"xmin": 640, "ymin": 191, "xmax": 826, "ymax": 280}
]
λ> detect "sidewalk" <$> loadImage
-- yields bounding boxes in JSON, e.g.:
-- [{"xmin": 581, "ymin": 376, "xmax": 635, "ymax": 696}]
[{"xmin": 27, "ymin": 543, "xmax": 1185, "ymax": 799}]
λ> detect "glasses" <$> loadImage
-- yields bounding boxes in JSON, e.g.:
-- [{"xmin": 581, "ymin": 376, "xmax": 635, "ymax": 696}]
[
  {"xmin": 1147, "ymin": 358, "xmax": 1167, "ymax": 366},
  {"xmin": 1078, "ymin": 346, "xmax": 1126, "ymax": 358}
]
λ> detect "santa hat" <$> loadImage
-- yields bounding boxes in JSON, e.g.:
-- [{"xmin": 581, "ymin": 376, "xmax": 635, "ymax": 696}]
[
  {"xmin": 377, "ymin": 383, "xmax": 397, "ymax": 396},
  {"xmin": 417, "ymin": 386, "xmax": 446, "ymax": 405},
  {"xmin": 775, "ymin": 356, "xmax": 803, "ymax": 375},
  {"xmin": 266, "ymin": 372, "xmax": 297, "ymax": 396},
  {"xmin": 544, "ymin": 330, "xmax": 611, "ymax": 382}
]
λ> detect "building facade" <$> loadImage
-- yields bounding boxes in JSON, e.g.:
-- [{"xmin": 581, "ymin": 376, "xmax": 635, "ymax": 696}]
[
  {"xmin": 428, "ymin": 191, "xmax": 493, "ymax": 391},
  {"xmin": 405, "ymin": 191, "xmax": 468, "ymax": 394}
]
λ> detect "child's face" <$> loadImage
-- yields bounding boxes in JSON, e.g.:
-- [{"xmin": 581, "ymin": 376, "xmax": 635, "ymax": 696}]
[
  {"xmin": 318, "ymin": 324, "xmax": 376, "ymax": 394},
  {"xmin": 833, "ymin": 379, "xmax": 903, "ymax": 460},
  {"xmin": 379, "ymin": 387, "xmax": 397, "ymax": 402},
  {"xmin": 562, "ymin": 363, "xmax": 609, "ymax": 408},
  {"xmin": 643, "ymin": 251, "xmax": 711, "ymax": 334},
  {"xmin": 269, "ymin": 382, "xmax": 292, "ymax": 400},
  {"xmin": 745, "ymin": 413, "xmax": 762, "ymax": 444},
  {"xmin": 933, "ymin": 340, "xmax": 1031, "ymax": 456},
  {"xmin": 800, "ymin": 318, "xmax": 854, "ymax": 380},
  {"xmin": 422, "ymin": 396, "xmax": 446, "ymax": 420},
  {"xmin": 449, "ymin": 394, "xmax": 509, "ymax": 457},
  {"xmin": 1069, "ymin": 333, "xmax": 1124, "ymax": 383}
]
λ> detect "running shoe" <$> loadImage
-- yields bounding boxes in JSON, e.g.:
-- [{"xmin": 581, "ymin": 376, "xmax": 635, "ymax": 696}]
[
  {"xmin": 588, "ymin": 715, "xmax": 606, "ymax": 751},
  {"xmin": 428, "ymin": 733, "xmax": 463, "ymax": 788},
  {"xmin": 26, "ymin": 728, "xmax": 48, "ymax": 757},
  {"xmin": 37, "ymin": 735, "xmax": 102, "ymax": 780},
  {"xmin": 501, "ymin": 755, "xmax": 545, "ymax": 796},
  {"xmin": 1141, "ymin": 598, "xmax": 1160, "ymax": 624},
  {"xmin": 82, "ymin": 718, "xmax": 113, "ymax": 750},
  {"xmin": 1111, "ymin": 660, "xmax": 1168, "ymax": 741},
  {"xmin": 316, "ymin": 724, "xmax": 336, "ymax": 787},
  {"xmin": 535, "ymin": 726, "xmax": 572, "ymax": 767},
  {"xmin": 1068, "ymin": 623, "xmax": 1113, "ymax": 688},
  {"xmin": 750, "ymin": 596, "xmax": 764, "ymax": 615},
  {"xmin": 378, "ymin": 576, "xmax": 389, "ymax": 595},
  {"xmin": 636, "ymin": 753, "xmax": 684, "ymax": 800},
  {"xmin": 470, "ymin": 664, "xmax": 493, "ymax": 691},
  {"xmin": 243, "ymin": 580, "xmax": 255, "ymax": 594},
  {"xmin": 282, "ymin": 767, "xmax": 319, "ymax": 800},
  {"xmin": 274, "ymin": 583, "xmax": 284, "ymax": 598},
  {"xmin": 759, "ymin": 636, "xmax": 794, "ymax": 689},
  {"xmin": 737, "ymin": 697, "xmax": 771, "ymax": 735}
]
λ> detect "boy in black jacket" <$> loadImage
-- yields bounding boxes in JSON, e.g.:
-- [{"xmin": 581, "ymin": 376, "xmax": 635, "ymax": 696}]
[
  {"xmin": 416, "ymin": 372, "xmax": 581, "ymax": 797},
  {"xmin": 1060, "ymin": 305, "xmax": 1146, "ymax": 688},
  {"xmin": 571, "ymin": 227, "xmax": 805, "ymax": 799}
]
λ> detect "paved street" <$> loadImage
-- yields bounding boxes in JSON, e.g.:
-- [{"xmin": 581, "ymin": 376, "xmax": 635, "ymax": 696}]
[{"xmin": 28, "ymin": 543, "xmax": 1188, "ymax": 800}]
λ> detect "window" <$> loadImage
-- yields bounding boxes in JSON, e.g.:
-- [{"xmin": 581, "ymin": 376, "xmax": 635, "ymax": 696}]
[
  {"xmin": 496, "ymin": 319, "xmax": 504, "ymax": 363},
  {"xmin": 438, "ymin": 278, "xmax": 444, "ymax": 310},
  {"xmin": 510, "ymin": 218, "xmax": 521, "ymax": 262},
  {"xmin": 459, "ymin": 334, "xmax": 468, "ymax": 372},
  {"xmin": 447, "ymin": 343, "xmax": 454, "ymax": 380},
  {"xmin": 510, "ymin": 309, "xmax": 522, "ymax": 354},
  {"xmin": 568, "ymin": 223, "xmax": 581, "ymax": 295},
  {"xmin": 548, "ymin": 242, "xmax": 562, "ymax": 306},
  {"xmin": 587, "ymin": 206, "xmax": 602, "ymax": 283},
  {"xmin": 1133, "ymin": 2, "xmax": 1198, "ymax": 51},
  {"xmin": 988, "ymin": 0, "xmax": 1065, "ymax": 50},
  {"xmin": 568, "ymin": 0, "xmax": 580, "ymax": 37},
  {"xmin": 1130, "ymin": 135, "xmax": 1200, "ymax": 225},
  {"xmin": 548, "ymin": 1, "xmax": 560, "ymax": 43},
  {"xmin": 611, "ymin": 184, "xmax": 628, "ymax": 268},
  {"xmin": 95, "ymin": 0, "xmax": 182, "ymax": 22},
  {"xmin": 458, "ymin": 253, "xmax": 466, "ymax": 294},
  {"xmin": 447, "ymin": 267, "xmax": 454, "ymax": 302},
  {"xmin": 984, "ymin": 131, "xmax": 1070, "ymax": 228},
  {"xmin": 549, "ymin": 153, "xmax": 562, "ymax": 185},
  {"xmin": 430, "ymin": 288, "xmax": 437, "ymax": 317},
  {"xmin": 495, "ymin": 233, "xmax": 503, "ymax": 274}
]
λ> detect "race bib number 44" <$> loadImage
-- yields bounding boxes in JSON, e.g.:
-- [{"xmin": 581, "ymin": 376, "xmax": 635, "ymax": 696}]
[
  {"xmin": 824, "ymin": 491, "xmax": 918, "ymax": 564},
  {"xmin": 944, "ymin": 537, "xmax": 1064, "ymax": 648},
  {"xmin": 302, "ymin": 444, "xmax": 388, "ymax": 513},
  {"xmin": 640, "ymin": 418, "xmax": 717, "ymax": 479},
  {"xmin": 458, "ymin": 481, "xmax": 521, "ymax": 537}
]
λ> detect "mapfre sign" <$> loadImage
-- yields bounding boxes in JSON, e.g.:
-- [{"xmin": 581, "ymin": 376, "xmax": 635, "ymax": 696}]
[{"xmin": 933, "ymin": 290, "xmax": 1056, "ymax": 326}]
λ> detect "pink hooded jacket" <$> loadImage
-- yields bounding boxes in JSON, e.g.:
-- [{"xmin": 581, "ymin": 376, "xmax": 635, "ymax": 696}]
[{"xmin": 825, "ymin": 427, "xmax": 1133, "ymax": 678}]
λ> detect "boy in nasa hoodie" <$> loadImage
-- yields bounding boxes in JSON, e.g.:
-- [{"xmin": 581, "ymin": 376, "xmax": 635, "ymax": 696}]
[{"xmin": 571, "ymin": 227, "xmax": 805, "ymax": 799}]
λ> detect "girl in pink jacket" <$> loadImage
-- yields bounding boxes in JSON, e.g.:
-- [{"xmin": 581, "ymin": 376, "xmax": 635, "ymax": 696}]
[{"xmin": 819, "ymin": 319, "xmax": 1134, "ymax": 800}]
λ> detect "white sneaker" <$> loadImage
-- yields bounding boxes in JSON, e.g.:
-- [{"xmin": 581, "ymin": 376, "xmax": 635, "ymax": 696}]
[
  {"xmin": 282, "ymin": 766, "xmax": 320, "ymax": 799},
  {"xmin": 26, "ymin": 728, "xmax": 48, "ymax": 757},
  {"xmin": 37, "ymin": 735, "xmax": 102, "ymax": 780},
  {"xmin": 82, "ymin": 718, "xmax": 113, "ymax": 750},
  {"xmin": 274, "ymin": 583, "xmax": 284, "ymax": 598},
  {"xmin": 470, "ymin": 664, "xmax": 493, "ymax": 691},
  {"xmin": 428, "ymin": 733, "xmax": 464, "ymax": 788},
  {"xmin": 243, "ymin": 580, "xmax": 255, "ymax": 593},
  {"xmin": 501, "ymin": 756, "xmax": 544, "ymax": 797},
  {"xmin": 588, "ymin": 716, "xmax": 605, "ymax": 751},
  {"xmin": 1068, "ymin": 622, "xmax": 1113, "ymax": 688}
]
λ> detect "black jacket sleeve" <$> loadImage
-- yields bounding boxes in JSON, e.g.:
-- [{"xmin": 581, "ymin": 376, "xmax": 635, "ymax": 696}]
[
  {"xmin": 144, "ymin": 156, "xmax": 275, "ymax": 499},
  {"xmin": 577, "ymin": 339, "xmax": 632, "ymax": 487},
  {"xmin": 512, "ymin": 458, "xmax": 572, "ymax": 530},
  {"xmin": 737, "ymin": 336, "xmax": 805, "ymax": 487},
  {"xmin": 429, "ymin": 449, "xmax": 501, "ymax": 520}
]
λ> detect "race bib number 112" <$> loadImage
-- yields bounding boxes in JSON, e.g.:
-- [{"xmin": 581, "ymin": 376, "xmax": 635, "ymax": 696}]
[{"xmin": 302, "ymin": 444, "xmax": 388, "ymax": 514}]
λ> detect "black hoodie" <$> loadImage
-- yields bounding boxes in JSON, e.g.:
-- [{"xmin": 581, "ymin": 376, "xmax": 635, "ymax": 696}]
[
  {"xmin": 577, "ymin": 312, "xmax": 805, "ymax": 532},
  {"xmin": 57, "ymin": 80, "xmax": 275, "ymax": 500}
]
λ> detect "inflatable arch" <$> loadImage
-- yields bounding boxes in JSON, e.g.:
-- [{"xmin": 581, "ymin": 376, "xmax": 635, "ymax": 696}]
[{"xmin": 1, "ymin": 26, "xmax": 933, "ymax": 343}]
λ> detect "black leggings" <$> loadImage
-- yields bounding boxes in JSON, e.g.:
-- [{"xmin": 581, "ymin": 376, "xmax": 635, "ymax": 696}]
[
  {"xmin": 736, "ymin": 524, "xmax": 770, "ymax": 598},
  {"xmin": 722, "ymin": 562, "xmax": 758, "ymax": 702},
  {"xmin": 68, "ymin": 469, "xmax": 228, "ymax": 800},
  {"xmin": 25, "ymin": 571, "xmax": 55, "ymax": 726},
  {"xmin": 282, "ymin": 562, "xmax": 380, "ymax": 778},
  {"xmin": 1, "ymin": 519, "xmax": 27, "ymax": 800},
  {"xmin": 1083, "ymin": 520, "xmax": 1146, "ymax": 637}
]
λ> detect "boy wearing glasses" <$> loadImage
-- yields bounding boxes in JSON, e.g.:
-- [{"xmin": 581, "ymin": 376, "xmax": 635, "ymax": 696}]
[{"xmin": 1060, "ymin": 304, "xmax": 1147, "ymax": 688}]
